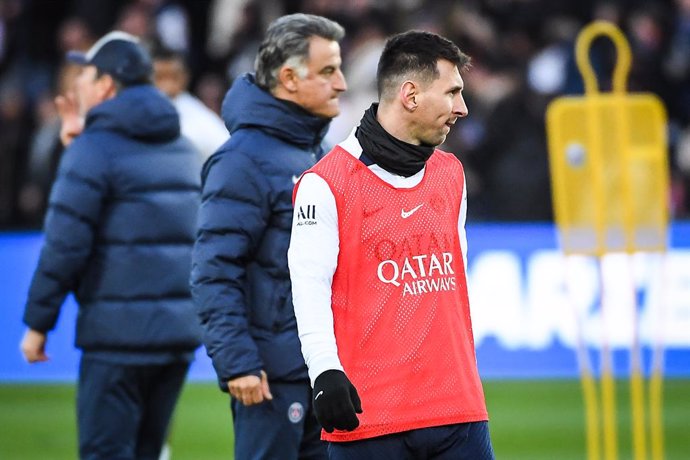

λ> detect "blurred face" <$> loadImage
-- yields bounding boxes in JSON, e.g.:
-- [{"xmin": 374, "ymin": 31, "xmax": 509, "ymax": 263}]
[
  {"xmin": 153, "ymin": 58, "xmax": 187, "ymax": 98},
  {"xmin": 74, "ymin": 65, "xmax": 114, "ymax": 116},
  {"xmin": 291, "ymin": 36, "xmax": 347, "ymax": 119},
  {"xmin": 410, "ymin": 59, "xmax": 468, "ymax": 146}
]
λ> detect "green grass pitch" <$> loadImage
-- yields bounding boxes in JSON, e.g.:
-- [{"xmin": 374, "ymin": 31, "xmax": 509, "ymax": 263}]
[{"xmin": 1, "ymin": 379, "xmax": 688, "ymax": 459}]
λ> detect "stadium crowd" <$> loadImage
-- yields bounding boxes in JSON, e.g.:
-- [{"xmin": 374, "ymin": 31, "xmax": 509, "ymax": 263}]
[{"xmin": 2, "ymin": 0, "xmax": 690, "ymax": 229}]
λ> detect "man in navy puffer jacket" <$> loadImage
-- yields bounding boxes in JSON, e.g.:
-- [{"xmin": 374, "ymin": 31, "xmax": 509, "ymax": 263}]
[
  {"xmin": 20, "ymin": 31, "xmax": 202, "ymax": 460},
  {"xmin": 190, "ymin": 14, "xmax": 347, "ymax": 460}
]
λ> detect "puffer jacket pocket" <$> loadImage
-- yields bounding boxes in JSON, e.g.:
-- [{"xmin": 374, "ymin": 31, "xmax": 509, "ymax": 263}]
[
  {"xmin": 272, "ymin": 284, "xmax": 297, "ymax": 333},
  {"xmin": 247, "ymin": 274, "xmax": 293, "ymax": 331}
]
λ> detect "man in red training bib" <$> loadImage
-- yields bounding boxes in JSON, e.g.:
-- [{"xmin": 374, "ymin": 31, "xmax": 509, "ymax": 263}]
[{"xmin": 288, "ymin": 30, "xmax": 495, "ymax": 459}]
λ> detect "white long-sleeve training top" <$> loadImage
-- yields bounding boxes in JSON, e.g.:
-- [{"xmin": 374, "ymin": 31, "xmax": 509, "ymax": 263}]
[{"xmin": 287, "ymin": 131, "xmax": 468, "ymax": 386}]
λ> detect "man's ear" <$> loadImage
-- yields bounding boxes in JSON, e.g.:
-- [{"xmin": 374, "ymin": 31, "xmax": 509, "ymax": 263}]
[
  {"xmin": 97, "ymin": 74, "xmax": 118, "ymax": 100},
  {"xmin": 278, "ymin": 65, "xmax": 300, "ymax": 93},
  {"xmin": 400, "ymin": 80, "xmax": 419, "ymax": 112}
]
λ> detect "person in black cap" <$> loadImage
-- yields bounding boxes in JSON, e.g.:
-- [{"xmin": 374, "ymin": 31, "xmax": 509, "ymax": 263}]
[{"xmin": 20, "ymin": 31, "xmax": 202, "ymax": 459}]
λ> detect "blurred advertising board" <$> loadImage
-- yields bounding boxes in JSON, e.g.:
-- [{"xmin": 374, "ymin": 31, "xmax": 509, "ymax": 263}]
[{"xmin": 1, "ymin": 223, "xmax": 688, "ymax": 381}]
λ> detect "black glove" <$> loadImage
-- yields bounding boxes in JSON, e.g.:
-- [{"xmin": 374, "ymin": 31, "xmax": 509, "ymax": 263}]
[{"xmin": 313, "ymin": 369, "xmax": 363, "ymax": 433}]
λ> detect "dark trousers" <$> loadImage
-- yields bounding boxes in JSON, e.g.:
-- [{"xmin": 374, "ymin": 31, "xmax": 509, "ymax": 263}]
[
  {"xmin": 327, "ymin": 421, "xmax": 495, "ymax": 460},
  {"xmin": 231, "ymin": 381, "xmax": 327, "ymax": 460},
  {"xmin": 77, "ymin": 356, "xmax": 190, "ymax": 460}
]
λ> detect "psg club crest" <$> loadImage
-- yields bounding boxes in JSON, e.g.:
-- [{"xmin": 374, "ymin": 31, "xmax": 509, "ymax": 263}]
[{"xmin": 288, "ymin": 402, "xmax": 304, "ymax": 424}]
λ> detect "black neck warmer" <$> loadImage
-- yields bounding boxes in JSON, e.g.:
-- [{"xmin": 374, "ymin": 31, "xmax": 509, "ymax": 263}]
[{"xmin": 355, "ymin": 103, "xmax": 435, "ymax": 177}]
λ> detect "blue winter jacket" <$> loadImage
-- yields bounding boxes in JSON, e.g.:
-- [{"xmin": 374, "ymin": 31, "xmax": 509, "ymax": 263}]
[
  {"xmin": 23, "ymin": 85, "xmax": 203, "ymax": 360},
  {"xmin": 190, "ymin": 74, "xmax": 330, "ymax": 387}
]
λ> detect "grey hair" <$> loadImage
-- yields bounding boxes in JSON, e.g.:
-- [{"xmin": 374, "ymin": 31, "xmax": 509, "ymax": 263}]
[{"xmin": 254, "ymin": 13, "xmax": 345, "ymax": 91}]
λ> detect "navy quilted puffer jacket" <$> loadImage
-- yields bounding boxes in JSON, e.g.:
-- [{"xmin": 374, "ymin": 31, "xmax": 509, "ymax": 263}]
[
  {"xmin": 190, "ymin": 73, "xmax": 330, "ymax": 387},
  {"xmin": 23, "ymin": 85, "xmax": 203, "ymax": 359}
]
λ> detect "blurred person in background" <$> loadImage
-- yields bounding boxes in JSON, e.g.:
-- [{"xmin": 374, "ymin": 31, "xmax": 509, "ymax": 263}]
[
  {"xmin": 190, "ymin": 13, "xmax": 347, "ymax": 460},
  {"xmin": 0, "ymin": 0, "xmax": 33, "ymax": 226},
  {"xmin": 19, "ymin": 31, "xmax": 202, "ymax": 460},
  {"xmin": 468, "ymin": 59, "xmax": 554, "ymax": 221},
  {"xmin": 18, "ymin": 70, "xmax": 70, "ymax": 225},
  {"xmin": 323, "ymin": 15, "xmax": 386, "ymax": 147},
  {"xmin": 0, "ymin": 77, "xmax": 27, "ymax": 224},
  {"xmin": 193, "ymin": 71, "xmax": 226, "ymax": 115},
  {"xmin": 288, "ymin": 30, "xmax": 494, "ymax": 459},
  {"xmin": 19, "ymin": 17, "xmax": 94, "ymax": 225},
  {"xmin": 153, "ymin": 47, "xmax": 228, "ymax": 159}
]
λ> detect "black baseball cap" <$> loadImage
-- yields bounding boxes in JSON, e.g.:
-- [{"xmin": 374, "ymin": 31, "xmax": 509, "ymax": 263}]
[{"xmin": 67, "ymin": 31, "xmax": 153, "ymax": 85}]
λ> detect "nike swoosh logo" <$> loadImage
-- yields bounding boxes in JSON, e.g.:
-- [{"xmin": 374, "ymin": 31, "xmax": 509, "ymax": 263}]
[
  {"xmin": 401, "ymin": 204, "xmax": 423, "ymax": 219},
  {"xmin": 314, "ymin": 390, "xmax": 324, "ymax": 400}
]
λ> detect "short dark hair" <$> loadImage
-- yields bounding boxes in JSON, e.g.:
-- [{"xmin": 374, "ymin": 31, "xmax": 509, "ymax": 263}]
[
  {"xmin": 255, "ymin": 13, "xmax": 345, "ymax": 91},
  {"xmin": 151, "ymin": 47, "xmax": 187, "ymax": 66},
  {"xmin": 377, "ymin": 30, "xmax": 470, "ymax": 101}
]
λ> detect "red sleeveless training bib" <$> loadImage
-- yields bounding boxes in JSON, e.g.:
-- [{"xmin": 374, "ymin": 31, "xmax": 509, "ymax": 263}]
[{"xmin": 306, "ymin": 146, "xmax": 488, "ymax": 442}]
